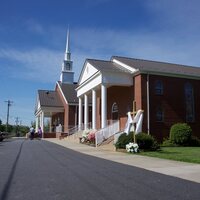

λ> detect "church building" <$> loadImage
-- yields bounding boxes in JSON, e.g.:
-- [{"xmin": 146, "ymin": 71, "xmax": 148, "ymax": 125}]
[
  {"xmin": 35, "ymin": 30, "xmax": 200, "ymax": 142},
  {"xmin": 35, "ymin": 30, "xmax": 79, "ymax": 137},
  {"xmin": 76, "ymin": 56, "xmax": 200, "ymax": 141}
]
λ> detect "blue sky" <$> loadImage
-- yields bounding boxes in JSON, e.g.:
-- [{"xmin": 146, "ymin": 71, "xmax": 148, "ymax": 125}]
[{"xmin": 0, "ymin": 0, "xmax": 200, "ymax": 126}]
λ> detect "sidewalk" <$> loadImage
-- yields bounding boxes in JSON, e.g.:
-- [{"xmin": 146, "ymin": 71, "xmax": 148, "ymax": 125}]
[{"xmin": 45, "ymin": 138, "xmax": 200, "ymax": 183}]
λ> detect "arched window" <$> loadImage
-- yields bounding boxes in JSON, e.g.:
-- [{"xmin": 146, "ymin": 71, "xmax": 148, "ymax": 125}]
[
  {"xmin": 156, "ymin": 105, "xmax": 164, "ymax": 122},
  {"xmin": 155, "ymin": 80, "xmax": 163, "ymax": 95},
  {"xmin": 111, "ymin": 102, "xmax": 119, "ymax": 121},
  {"xmin": 185, "ymin": 82, "xmax": 195, "ymax": 122}
]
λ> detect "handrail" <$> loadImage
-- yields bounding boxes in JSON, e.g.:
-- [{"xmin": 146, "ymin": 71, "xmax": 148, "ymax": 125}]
[{"xmin": 95, "ymin": 120, "xmax": 119, "ymax": 147}]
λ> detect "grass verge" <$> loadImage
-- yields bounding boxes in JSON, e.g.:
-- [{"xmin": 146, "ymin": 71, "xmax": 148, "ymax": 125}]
[{"xmin": 140, "ymin": 147, "xmax": 200, "ymax": 164}]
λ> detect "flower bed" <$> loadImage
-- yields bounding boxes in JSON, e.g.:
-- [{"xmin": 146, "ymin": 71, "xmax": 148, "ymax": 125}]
[
  {"xmin": 126, "ymin": 142, "xmax": 139, "ymax": 153},
  {"xmin": 80, "ymin": 129, "xmax": 96, "ymax": 145}
]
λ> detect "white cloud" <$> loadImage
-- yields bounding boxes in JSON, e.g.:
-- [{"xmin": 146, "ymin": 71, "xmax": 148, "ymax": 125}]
[
  {"xmin": 1, "ymin": 16, "xmax": 200, "ymax": 86},
  {"xmin": 0, "ymin": 48, "xmax": 63, "ymax": 83},
  {"xmin": 145, "ymin": 0, "xmax": 200, "ymax": 33},
  {"xmin": 72, "ymin": 27, "xmax": 200, "ymax": 67}
]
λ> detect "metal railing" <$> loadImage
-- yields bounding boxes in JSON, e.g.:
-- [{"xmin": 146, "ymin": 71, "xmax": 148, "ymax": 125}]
[
  {"xmin": 67, "ymin": 122, "xmax": 92, "ymax": 139},
  {"xmin": 95, "ymin": 120, "xmax": 119, "ymax": 147}
]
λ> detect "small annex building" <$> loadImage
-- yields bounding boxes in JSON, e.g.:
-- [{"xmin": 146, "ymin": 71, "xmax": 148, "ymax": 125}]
[
  {"xmin": 76, "ymin": 56, "xmax": 200, "ymax": 142},
  {"xmin": 35, "ymin": 30, "xmax": 79, "ymax": 137}
]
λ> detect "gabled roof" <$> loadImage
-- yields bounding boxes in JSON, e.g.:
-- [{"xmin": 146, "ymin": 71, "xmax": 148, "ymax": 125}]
[
  {"xmin": 87, "ymin": 59, "xmax": 132, "ymax": 73},
  {"xmin": 78, "ymin": 58, "xmax": 132, "ymax": 85},
  {"xmin": 58, "ymin": 82, "xmax": 78, "ymax": 104},
  {"xmin": 38, "ymin": 90, "xmax": 64, "ymax": 107},
  {"xmin": 112, "ymin": 56, "xmax": 200, "ymax": 78}
]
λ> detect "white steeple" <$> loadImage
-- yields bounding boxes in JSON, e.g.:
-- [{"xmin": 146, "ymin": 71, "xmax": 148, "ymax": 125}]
[
  {"xmin": 64, "ymin": 29, "xmax": 71, "ymax": 61},
  {"xmin": 60, "ymin": 28, "xmax": 74, "ymax": 84}
]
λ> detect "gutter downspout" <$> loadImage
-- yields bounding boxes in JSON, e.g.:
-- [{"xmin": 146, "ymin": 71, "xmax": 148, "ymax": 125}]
[{"xmin": 147, "ymin": 74, "xmax": 150, "ymax": 134}]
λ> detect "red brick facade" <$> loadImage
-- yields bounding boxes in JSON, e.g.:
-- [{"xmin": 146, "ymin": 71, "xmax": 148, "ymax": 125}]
[
  {"xmin": 100, "ymin": 74, "xmax": 200, "ymax": 142},
  {"xmin": 51, "ymin": 85, "xmax": 78, "ymax": 133},
  {"xmin": 148, "ymin": 75, "xmax": 200, "ymax": 141}
]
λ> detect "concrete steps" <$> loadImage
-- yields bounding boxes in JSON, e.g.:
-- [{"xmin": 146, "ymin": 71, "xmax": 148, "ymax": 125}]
[{"xmin": 98, "ymin": 135, "xmax": 116, "ymax": 151}]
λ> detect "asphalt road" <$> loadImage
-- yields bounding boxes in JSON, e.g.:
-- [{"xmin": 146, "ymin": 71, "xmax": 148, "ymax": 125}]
[{"xmin": 0, "ymin": 138, "xmax": 199, "ymax": 200}]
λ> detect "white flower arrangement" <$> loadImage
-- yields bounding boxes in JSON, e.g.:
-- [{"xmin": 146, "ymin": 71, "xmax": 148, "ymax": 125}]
[
  {"xmin": 126, "ymin": 142, "xmax": 139, "ymax": 153},
  {"xmin": 80, "ymin": 129, "xmax": 89, "ymax": 143}
]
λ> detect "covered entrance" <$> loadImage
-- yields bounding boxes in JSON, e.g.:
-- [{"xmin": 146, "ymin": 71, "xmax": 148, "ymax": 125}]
[{"xmin": 35, "ymin": 90, "xmax": 64, "ymax": 137}]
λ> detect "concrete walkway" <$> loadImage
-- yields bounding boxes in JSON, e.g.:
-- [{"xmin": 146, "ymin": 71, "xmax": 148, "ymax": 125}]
[{"xmin": 45, "ymin": 138, "xmax": 200, "ymax": 184}]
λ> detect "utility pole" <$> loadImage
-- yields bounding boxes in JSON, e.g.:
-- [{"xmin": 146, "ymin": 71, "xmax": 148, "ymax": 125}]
[
  {"xmin": 5, "ymin": 100, "xmax": 13, "ymax": 132},
  {"xmin": 15, "ymin": 117, "xmax": 19, "ymax": 125},
  {"xmin": 15, "ymin": 117, "xmax": 20, "ymax": 137}
]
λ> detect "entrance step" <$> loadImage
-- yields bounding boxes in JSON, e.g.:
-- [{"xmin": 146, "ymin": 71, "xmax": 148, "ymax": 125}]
[{"xmin": 98, "ymin": 137, "xmax": 116, "ymax": 151}]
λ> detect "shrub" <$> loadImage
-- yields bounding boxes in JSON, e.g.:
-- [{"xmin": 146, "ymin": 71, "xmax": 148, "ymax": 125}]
[
  {"xmin": 136, "ymin": 133, "xmax": 160, "ymax": 150},
  {"xmin": 115, "ymin": 132, "xmax": 159, "ymax": 151},
  {"xmin": 162, "ymin": 138, "xmax": 178, "ymax": 147},
  {"xmin": 170, "ymin": 123, "xmax": 192, "ymax": 145},
  {"xmin": 115, "ymin": 132, "xmax": 133, "ymax": 149}
]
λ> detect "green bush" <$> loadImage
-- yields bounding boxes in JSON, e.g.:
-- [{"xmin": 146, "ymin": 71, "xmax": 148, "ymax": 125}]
[
  {"xmin": 162, "ymin": 138, "xmax": 178, "ymax": 147},
  {"xmin": 170, "ymin": 123, "xmax": 192, "ymax": 145},
  {"xmin": 115, "ymin": 132, "xmax": 133, "ymax": 149},
  {"xmin": 136, "ymin": 133, "xmax": 160, "ymax": 150},
  {"xmin": 115, "ymin": 132, "xmax": 159, "ymax": 151}
]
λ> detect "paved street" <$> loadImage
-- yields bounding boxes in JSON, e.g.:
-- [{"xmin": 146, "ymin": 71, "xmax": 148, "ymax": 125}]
[{"xmin": 0, "ymin": 138, "xmax": 199, "ymax": 200}]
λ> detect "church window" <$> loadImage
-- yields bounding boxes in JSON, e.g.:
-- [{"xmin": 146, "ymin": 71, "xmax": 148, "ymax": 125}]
[
  {"xmin": 156, "ymin": 105, "xmax": 164, "ymax": 122},
  {"xmin": 184, "ymin": 82, "xmax": 195, "ymax": 122},
  {"xmin": 111, "ymin": 102, "xmax": 119, "ymax": 121},
  {"xmin": 155, "ymin": 80, "xmax": 163, "ymax": 95}
]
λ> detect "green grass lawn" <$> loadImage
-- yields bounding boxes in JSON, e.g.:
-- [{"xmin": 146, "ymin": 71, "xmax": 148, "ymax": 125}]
[{"xmin": 140, "ymin": 147, "xmax": 200, "ymax": 164}]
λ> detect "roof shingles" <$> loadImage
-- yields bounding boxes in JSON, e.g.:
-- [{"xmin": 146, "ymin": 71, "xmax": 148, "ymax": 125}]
[
  {"xmin": 112, "ymin": 56, "xmax": 200, "ymax": 77},
  {"xmin": 59, "ymin": 82, "xmax": 78, "ymax": 104},
  {"xmin": 38, "ymin": 90, "xmax": 63, "ymax": 107}
]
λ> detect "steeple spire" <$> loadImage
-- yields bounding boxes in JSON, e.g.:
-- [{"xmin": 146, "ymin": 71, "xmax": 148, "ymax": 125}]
[
  {"xmin": 65, "ymin": 28, "xmax": 71, "ymax": 61},
  {"xmin": 60, "ymin": 28, "xmax": 74, "ymax": 84}
]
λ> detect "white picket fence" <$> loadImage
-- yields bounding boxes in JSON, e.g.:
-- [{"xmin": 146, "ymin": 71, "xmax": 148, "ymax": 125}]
[{"xmin": 95, "ymin": 120, "xmax": 120, "ymax": 147}]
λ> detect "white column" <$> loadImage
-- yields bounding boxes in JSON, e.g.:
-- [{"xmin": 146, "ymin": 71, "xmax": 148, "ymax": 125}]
[
  {"xmin": 92, "ymin": 89, "xmax": 97, "ymax": 130},
  {"xmin": 49, "ymin": 116, "xmax": 52, "ymax": 132},
  {"xmin": 84, "ymin": 94, "xmax": 88, "ymax": 130},
  {"xmin": 40, "ymin": 112, "xmax": 44, "ymax": 133},
  {"xmin": 35, "ymin": 116, "xmax": 39, "ymax": 132},
  {"xmin": 101, "ymin": 84, "xmax": 107, "ymax": 128},
  {"xmin": 78, "ymin": 97, "xmax": 83, "ymax": 130},
  {"xmin": 39, "ymin": 114, "xmax": 42, "ymax": 128}
]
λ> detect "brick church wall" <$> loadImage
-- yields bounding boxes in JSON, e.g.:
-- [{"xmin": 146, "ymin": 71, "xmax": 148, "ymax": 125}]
[
  {"xmin": 107, "ymin": 86, "xmax": 133, "ymax": 130},
  {"xmin": 148, "ymin": 75, "xmax": 200, "ymax": 141}
]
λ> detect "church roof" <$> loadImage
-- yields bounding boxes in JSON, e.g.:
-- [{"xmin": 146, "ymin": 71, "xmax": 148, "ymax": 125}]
[
  {"xmin": 38, "ymin": 90, "xmax": 64, "ymax": 107},
  {"xmin": 86, "ymin": 59, "xmax": 132, "ymax": 74},
  {"xmin": 112, "ymin": 56, "xmax": 200, "ymax": 78},
  {"xmin": 58, "ymin": 82, "xmax": 79, "ymax": 104}
]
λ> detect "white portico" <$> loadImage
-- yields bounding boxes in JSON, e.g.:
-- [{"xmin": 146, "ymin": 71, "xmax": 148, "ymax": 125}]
[{"xmin": 76, "ymin": 58, "xmax": 133, "ymax": 131}]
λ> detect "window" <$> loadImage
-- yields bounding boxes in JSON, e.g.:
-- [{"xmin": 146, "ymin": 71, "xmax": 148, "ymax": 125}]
[
  {"xmin": 111, "ymin": 102, "xmax": 119, "ymax": 121},
  {"xmin": 185, "ymin": 82, "xmax": 195, "ymax": 122},
  {"xmin": 155, "ymin": 80, "xmax": 163, "ymax": 95},
  {"xmin": 65, "ymin": 62, "xmax": 71, "ymax": 70},
  {"xmin": 156, "ymin": 106, "xmax": 164, "ymax": 122}
]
